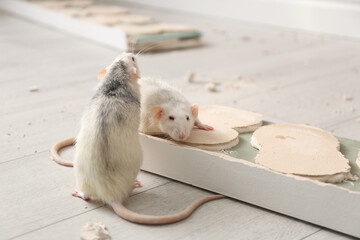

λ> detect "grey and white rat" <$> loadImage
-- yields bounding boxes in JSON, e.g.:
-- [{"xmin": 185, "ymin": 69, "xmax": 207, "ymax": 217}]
[
  {"xmin": 139, "ymin": 77, "xmax": 213, "ymax": 141},
  {"xmin": 73, "ymin": 52, "xmax": 142, "ymax": 205},
  {"xmin": 51, "ymin": 53, "xmax": 223, "ymax": 225}
]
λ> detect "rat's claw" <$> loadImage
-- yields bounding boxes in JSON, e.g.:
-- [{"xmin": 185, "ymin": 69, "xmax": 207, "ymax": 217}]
[{"xmin": 72, "ymin": 190, "xmax": 90, "ymax": 201}]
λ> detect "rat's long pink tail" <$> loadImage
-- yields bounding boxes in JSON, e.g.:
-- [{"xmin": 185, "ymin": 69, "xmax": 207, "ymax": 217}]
[
  {"xmin": 51, "ymin": 137, "xmax": 76, "ymax": 167},
  {"xmin": 112, "ymin": 194, "xmax": 224, "ymax": 225}
]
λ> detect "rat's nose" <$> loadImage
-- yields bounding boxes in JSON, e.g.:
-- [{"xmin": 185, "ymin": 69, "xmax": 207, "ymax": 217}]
[{"xmin": 179, "ymin": 133, "xmax": 186, "ymax": 140}]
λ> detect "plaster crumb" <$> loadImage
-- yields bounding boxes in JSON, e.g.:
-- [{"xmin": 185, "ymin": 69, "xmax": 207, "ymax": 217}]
[
  {"xmin": 206, "ymin": 83, "xmax": 217, "ymax": 92},
  {"xmin": 335, "ymin": 109, "xmax": 342, "ymax": 114},
  {"xmin": 34, "ymin": 150, "xmax": 37, "ymax": 153},
  {"xmin": 343, "ymin": 94, "xmax": 353, "ymax": 101},
  {"xmin": 351, "ymin": 107, "xmax": 356, "ymax": 112},
  {"xmin": 23, "ymin": 134, "xmax": 26, "ymax": 138},
  {"xmin": 226, "ymin": 150, "xmax": 237, "ymax": 155},
  {"xmin": 232, "ymin": 75, "xmax": 242, "ymax": 80},
  {"xmin": 225, "ymin": 80, "xmax": 240, "ymax": 90},
  {"xmin": 344, "ymin": 180, "xmax": 355, "ymax": 186},
  {"xmin": 262, "ymin": 50, "xmax": 270, "ymax": 56},
  {"xmin": 81, "ymin": 222, "xmax": 111, "ymax": 240},
  {"xmin": 17, "ymin": 146, "xmax": 20, "ymax": 149},
  {"xmin": 242, "ymin": 78, "xmax": 255, "ymax": 84},
  {"xmin": 29, "ymin": 86, "xmax": 39, "ymax": 92},
  {"xmin": 208, "ymin": 79, "xmax": 221, "ymax": 86},
  {"xmin": 324, "ymin": 102, "xmax": 329, "ymax": 106},
  {"xmin": 271, "ymin": 86, "xmax": 278, "ymax": 91},
  {"xmin": 185, "ymin": 71, "xmax": 195, "ymax": 83},
  {"xmin": 7, "ymin": 133, "xmax": 11, "ymax": 136},
  {"xmin": 241, "ymin": 35, "xmax": 251, "ymax": 42},
  {"xmin": 28, "ymin": 122, "xmax": 32, "ymax": 126}
]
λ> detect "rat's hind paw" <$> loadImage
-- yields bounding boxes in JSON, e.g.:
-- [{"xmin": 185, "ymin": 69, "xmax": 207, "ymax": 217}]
[
  {"xmin": 134, "ymin": 179, "xmax": 142, "ymax": 188},
  {"xmin": 72, "ymin": 190, "xmax": 91, "ymax": 201}
]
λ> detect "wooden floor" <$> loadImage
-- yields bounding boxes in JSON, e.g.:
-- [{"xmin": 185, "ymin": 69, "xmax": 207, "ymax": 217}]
[{"xmin": 1, "ymin": 2, "xmax": 360, "ymax": 239}]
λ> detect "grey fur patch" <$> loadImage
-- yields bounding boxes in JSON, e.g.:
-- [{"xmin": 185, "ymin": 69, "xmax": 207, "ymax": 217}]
[{"xmin": 88, "ymin": 59, "xmax": 140, "ymax": 172}]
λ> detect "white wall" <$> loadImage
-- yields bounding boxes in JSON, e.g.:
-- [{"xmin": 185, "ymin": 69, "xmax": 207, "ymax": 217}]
[{"xmin": 122, "ymin": 0, "xmax": 360, "ymax": 38}]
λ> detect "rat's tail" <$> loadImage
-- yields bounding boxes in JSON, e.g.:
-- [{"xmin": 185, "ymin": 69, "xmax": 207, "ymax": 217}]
[
  {"xmin": 112, "ymin": 194, "xmax": 224, "ymax": 225},
  {"xmin": 51, "ymin": 137, "xmax": 76, "ymax": 167}
]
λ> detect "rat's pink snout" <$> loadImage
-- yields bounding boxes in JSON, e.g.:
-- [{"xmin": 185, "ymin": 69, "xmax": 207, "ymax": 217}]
[{"xmin": 179, "ymin": 133, "xmax": 186, "ymax": 140}]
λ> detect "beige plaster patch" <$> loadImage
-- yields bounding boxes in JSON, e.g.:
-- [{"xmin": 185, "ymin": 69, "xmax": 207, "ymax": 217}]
[
  {"xmin": 251, "ymin": 124, "xmax": 356, "ymax": 182},
  {"xmin": 185, "ymin": 125, "xmax": 239, "ymax": 145},
  {"xmin": 182, "ymin": 105, "xmax": 262, "ymax": 151},
  {"xmin": 198, "ymin": 105, "xmax": 263, "ymax": 133}
]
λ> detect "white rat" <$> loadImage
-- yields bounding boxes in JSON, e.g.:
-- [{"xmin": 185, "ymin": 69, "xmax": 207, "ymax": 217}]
[
  {"xmin": 139, "ymin": 77, "xmax": 213, "ymax": 141},
  {"xmin": 52, "ymin": 53, "xmax": 223, "ymax": 225}
]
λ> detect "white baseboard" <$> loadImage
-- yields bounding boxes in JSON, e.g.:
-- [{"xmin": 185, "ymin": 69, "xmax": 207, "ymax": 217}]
[{"xmin": 123, "ymin": 0, "xmax": 360, "ymax": 39}]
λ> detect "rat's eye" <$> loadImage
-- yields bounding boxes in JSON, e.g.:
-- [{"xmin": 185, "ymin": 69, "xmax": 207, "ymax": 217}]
[
  {"xmin": 186, "ymin": 116, "xmax": 189, "ymax": 121},
  {"xmin": 131, "ymin": 56, "xmax": 135, "ymax": 62},
  {"xmin": 169, "ymin": 116, "xmax": 175, "ymax": 121}
]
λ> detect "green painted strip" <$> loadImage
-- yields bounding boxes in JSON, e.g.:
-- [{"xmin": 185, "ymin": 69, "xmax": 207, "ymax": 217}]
[
  {"xmin": 134, "ymin": 31, "xmax": 201, "ymax": 43},
  {"xmin": 223, "ymin": 121, "xmax": 360, "ymax": 192}
]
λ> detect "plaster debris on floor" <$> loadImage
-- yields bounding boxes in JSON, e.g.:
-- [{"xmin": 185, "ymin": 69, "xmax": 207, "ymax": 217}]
[
  {"xmin": 29, "ymin": 86, "xmax": 39, "ymax": 92},
  {"xmin": 343, "ymin": 94, "xmax": 353, "ymax": 101},
  {"xmin": 184, "ymin": 71, "xmax": 195, "ymax": 83},
  {"xmin": 206, "ymin": 82, "xmax": 217, "ymax": 92},
  {"xmin": 80, "ymin": 222, "xmax": 111, "ymax": 240}
]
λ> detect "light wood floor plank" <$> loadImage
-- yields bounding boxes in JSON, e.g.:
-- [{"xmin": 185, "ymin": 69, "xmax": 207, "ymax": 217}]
[
  {"xmin": 13, "ymin": 181, "xmax": 320, "ymax": 240},
  {"xmin": 303, "ymin": 229, "xmax": 355, "ymax": 240},
  {"xmin": 0, "ymin": 152, "xmax": 170, "ymax": 240},
  {"xmin": 1, "ymin": 2, "xmax": 359, "ymax": 239}
]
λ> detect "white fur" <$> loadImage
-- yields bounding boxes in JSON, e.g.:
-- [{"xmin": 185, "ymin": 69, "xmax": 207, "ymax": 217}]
[{"xmin": 139, "ymin": 77, "xmax": 196, "ymax": 141}]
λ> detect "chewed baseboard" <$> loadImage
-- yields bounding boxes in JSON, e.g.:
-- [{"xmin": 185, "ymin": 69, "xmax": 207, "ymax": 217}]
[{"xmin": 122, "ymin": 0, "xmax": 360, "ymax": 39}]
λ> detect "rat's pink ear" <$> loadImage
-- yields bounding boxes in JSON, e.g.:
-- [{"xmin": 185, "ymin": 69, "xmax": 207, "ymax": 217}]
[
  {"xmin": 131, "ymin": 67, "xmax": 140, "ymax": 80},
  {"xmin": 97, "ymin": 68, "xmax": 107, "ymax": 80},
  {"xmin": 150, "ymin": 106, "xmax": 163, "ymax": 122},
  {"xmin": 191, "ymin": 104, "xmax": 199, "ymax": 118}
]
